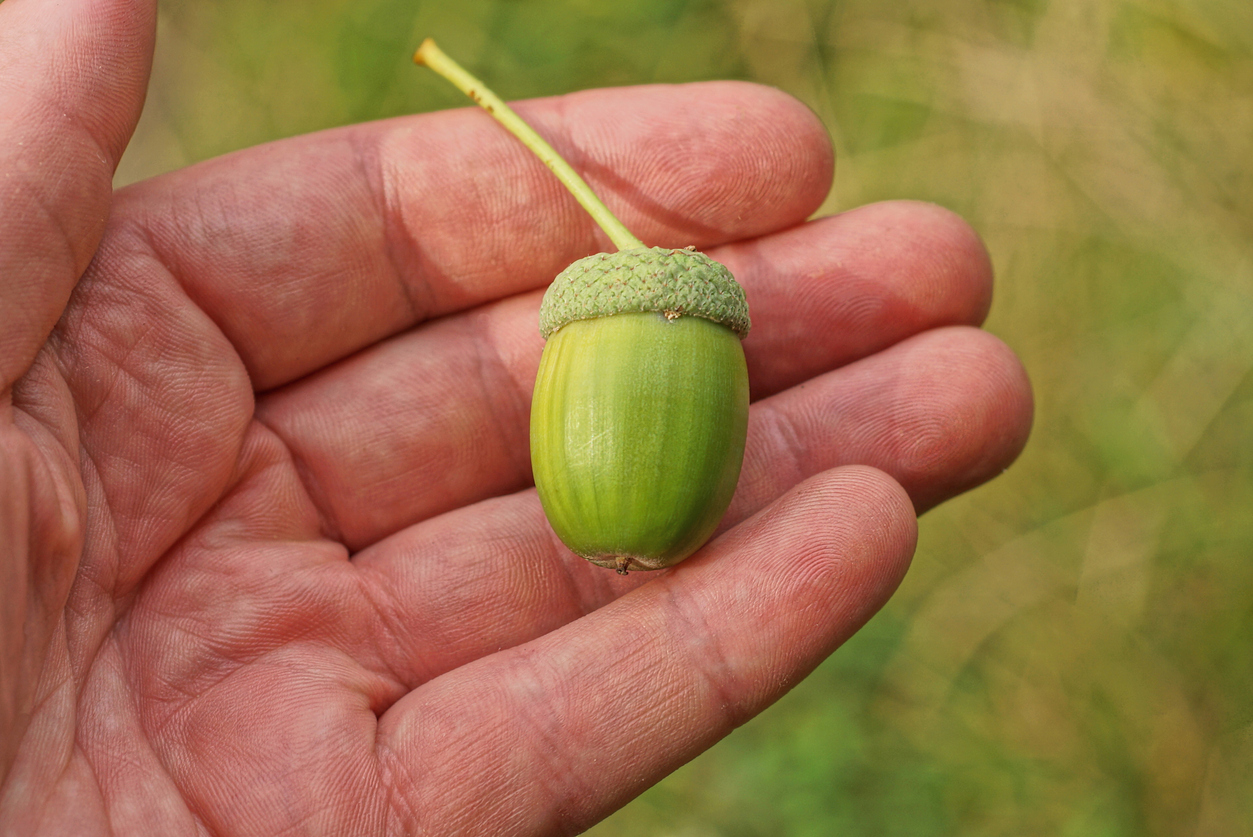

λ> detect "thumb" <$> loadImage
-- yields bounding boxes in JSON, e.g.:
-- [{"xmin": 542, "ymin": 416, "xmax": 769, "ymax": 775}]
[{"xmin": 0, "ymin": 0, "xmax": 157, "ymax": 391}]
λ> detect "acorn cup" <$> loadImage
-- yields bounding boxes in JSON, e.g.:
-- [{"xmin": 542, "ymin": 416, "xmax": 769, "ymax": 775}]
[{"xmin": 415, "ymin": 40, "xmax": 750, "ymax": 573}]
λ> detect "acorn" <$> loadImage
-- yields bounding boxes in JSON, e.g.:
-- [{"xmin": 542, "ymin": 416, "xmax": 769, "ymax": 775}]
[{"xmin": 415, "ymin": 40, "xmax": 750, "ymax": 573}]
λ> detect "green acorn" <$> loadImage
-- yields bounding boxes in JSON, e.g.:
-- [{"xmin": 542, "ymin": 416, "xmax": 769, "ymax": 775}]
[{"xmin": 416, "ymin": 40, "xmax": 750, "ymax": 573}]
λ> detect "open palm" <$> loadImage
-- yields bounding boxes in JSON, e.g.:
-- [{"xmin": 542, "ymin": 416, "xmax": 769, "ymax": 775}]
[{"xmin": 0, "ymin": 1, "xmax": 1031, "ymax": 834}]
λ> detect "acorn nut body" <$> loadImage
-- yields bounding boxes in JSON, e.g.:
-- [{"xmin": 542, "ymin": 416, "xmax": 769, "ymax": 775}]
[{"xmin": 530, "ymin": 247, "xmax": 751, "ymax": 572}]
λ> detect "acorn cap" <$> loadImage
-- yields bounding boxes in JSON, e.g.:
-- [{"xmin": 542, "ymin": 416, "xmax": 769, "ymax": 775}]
[{"xmin": 539, "ymin": 247, "xmax": 751, "ymax": 340}]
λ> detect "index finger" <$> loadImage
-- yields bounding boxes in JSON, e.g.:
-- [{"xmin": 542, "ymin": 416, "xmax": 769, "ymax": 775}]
[
  {"xmin": 112, "ymin": 81, "xmax": 833, "ymax": 390},
  {"xmin": 376, "ymin": 466, "xmax": 917, "ymax": 834}
]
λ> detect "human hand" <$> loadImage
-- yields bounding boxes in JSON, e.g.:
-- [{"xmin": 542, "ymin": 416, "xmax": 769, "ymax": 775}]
[{"xmin": 0, "ymin": 0, "xmax": 1032, "ymax": 833}]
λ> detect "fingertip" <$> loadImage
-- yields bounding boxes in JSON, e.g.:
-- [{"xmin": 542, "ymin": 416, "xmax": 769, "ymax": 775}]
[
  {"xmin": 946, "ymin": 326, "xmax": 1034, "ymax": 473},
  {"xmin": 739, "ymin": 80, "xmax": 836, "ymax": 224},
  {"xmin": 911, "ymin": 201, "xmax": 996, "ymax": 325},
  {"xmin": 699, "ymin": 464, "xmax": 918, "ymax": 631},
  {"xmin": 715, "ymin": 81, "xmax": 835, "ymax": 220},
  {"xmin": 721, "ymin": 199, "xmax": 997, "ymax": 400},
  {"xmin": 561, "ymin": 80, "xmax": 835, "ymax": 243},
  {"xmin": 881, "ymin": 326, "xmax": 1033, "ymax": 511},
  {"xmin": 847, "ymin": 200, "xmax": 995, "ymax": 327},
  {"xmin": 835, "ymin": 463, "xmax": 919, "ymax": 547},
  {"xmin": 974, "ymin": 329, "xmax": 1035, "ymax": 470},
  {"xmin": 786, "ymin": 465, "xmax": 918, "ymax": 612}
]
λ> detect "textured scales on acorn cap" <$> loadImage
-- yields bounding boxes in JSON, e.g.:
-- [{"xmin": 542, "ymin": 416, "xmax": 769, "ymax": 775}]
[{"xmin": 539, "ymin": 247, "xmax": 751, "ymax": 340}]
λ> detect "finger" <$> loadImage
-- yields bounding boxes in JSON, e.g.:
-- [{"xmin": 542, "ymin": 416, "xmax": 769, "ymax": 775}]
[
  {"xmin": 0, "ymin": 0, "xmax": 155, "ymax": 389},
  {"xmin": 114, "ymin": 80, "xmax": 832, "ymax": 391},
  {"xmin": 256, "ymin": 201, "xmax": 993, "ymax": 548},
  {"xmin": 736, "ymin": 325, "xmax": 1033, "ymax": 516},
  {"xmin": 375, "ymin": 467, "xmax": 917, "ymax": 835},
  {"xmin": 349, "ymin": 325, "xmax": 1031, "ymax": 685},
  {"xmin": 723, "ymin": 200, "xmax": 993, "ymax": 399}
]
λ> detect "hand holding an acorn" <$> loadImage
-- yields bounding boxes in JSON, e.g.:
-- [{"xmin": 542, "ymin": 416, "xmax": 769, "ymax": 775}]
[{"xmin": 0, "ymin": 2, "xmax": 1035, "ymax": 831}]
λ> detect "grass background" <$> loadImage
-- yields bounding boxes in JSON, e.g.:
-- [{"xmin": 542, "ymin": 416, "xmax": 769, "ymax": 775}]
[{"xmin": 116, "ymin": 1, "xmax": 1253, "ymax": 834}]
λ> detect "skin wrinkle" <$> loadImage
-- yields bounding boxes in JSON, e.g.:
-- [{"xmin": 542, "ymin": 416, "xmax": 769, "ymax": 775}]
[
  {"xmin": 657, "ymin": 579, "xmax": 745, "ymax": 730},
  {"xmin": 124, "ymin": 548, "xmax": 332, "ymax": 718},
  {"xmin": 518, "ymin": 660, "xmax": 600, "ymax": 830},
  {"xmin": 10, "ymin": 660, "xmax": 76, "ymax": 825},
  {"xmin": 65, "ymin": 444, "xmax": 126, "ymax": 649},
  {"xmin": 70, "ymin": 314, "xmax": 160, "ymax": 434},
  {"xmin": 137, "ymin": 644, "xmax": 390, "ymax": 836},
  {"xmin": 13, "ymin": 683, "xmax": 73, "ymax": 830},
  {"xmin": 53, "ymin": 248, "xmax": 255, "ymax": 581},
  {"xmin": 467, "ymin": 309, "xmax": 533, "ymax": 481},
  {"xmin": 11, "ymin": 354, "xmax": 81, "ymax": 470},
  {"xmin": 13, "ymin": 416, "xmax": 79, "ymax": 559},
  {"xmin": 126, "ymin": 622, "xmax": 256, "ymax": 741},
  {"xmin": 2, "ymin": 91, "xmax": 132, "ymax": 407},
  {"xmin": 6, "ymin": 163, "xmax": 82, "ymax": 270},
  {"xmin": 350, "ymin": 570, "xmax": 419, "ymax": 697},
  {"xmin": 395, "ymin": 539, "xmax": 541, "ymax": 685},
  {"xmin": 248, "ymin": 411, "xmax": 345, "ymax": 546},
  {"xmin": 252, "ymin": 455, "xmax": 334, "ymax": 549},
  {"xmin": 56, "ymin": 110, "xmax": 116, "ymax": 209},
  {"xmin": 120, "ymin": 461, "xmax": 397, "ymax": 720},
  {"xmin": 18, "ymin": 476, "xmax": 78, "ymax": 704},
  {"xmin": 123, "ymin": 162, "xmax": 314, "ymax": 394},
  {"xmin": 372, "ymin": 752, "xmax": 408, "ymax": 837},
  {"xmin": 353, "ymin": 130, "xmax": 426, "ymax": 330},
  {"xmin": 445, "ymin": 319, "xmax": 511, "ymax": 505},
  {"xmin": 8, "ymin": 119, "xmax": 107, "ymax": 251},
  {"xmin": 404, "ymin": 107, "xmax": 589, "ymax": 317},
  {"xmin": 747, "ymin": 403, "xmax": 811, "ymax": 515},
  {"xmin": 82, "ymin": 640, "xmax": 155, "ymax": 836},
  {"xmin": 373, "ymin": 733, "xmax": 427, "ymax": 837},
  {"xmin": 114, "ymin": 217, "xmax": 226, "ymax": 383},
  {"xmin": 359, "ymin": 562, "xmax": 448, "ymax": 689},
  {"xmin": 162, "ymin": 671, "xmax": 265, "ymax": 836},
  {"xmin": 143, "ymin": 563, "xmax": 360, "ymax": 693},
  {"xmin": 259, "ymin": 400, "xmax": 385, "ymax": 550},
  {"xmin": 377, "ymin": 700, "xmax": 446, "ymax": 832},
  {"xmin": 497, "ymin": 648, "xmax": 596, "ymax": 831},
  {"xmin": 536, "ymin": 652, "xmax": 664, "ymax": 834},
  {"xmin": 0, "ymin": 179, "xmax": 82, "ymax": 387}
]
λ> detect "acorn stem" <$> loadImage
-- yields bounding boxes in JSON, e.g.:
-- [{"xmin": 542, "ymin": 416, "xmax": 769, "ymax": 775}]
[{"xmin": 414, "ymin": 38, "xmax": 645, "ymax": 252}]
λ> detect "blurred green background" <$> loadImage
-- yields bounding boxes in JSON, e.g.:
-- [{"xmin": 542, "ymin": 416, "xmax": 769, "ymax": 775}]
[{"xmin": 116, "ymin": 0, "xmax": 1253, "ymax": 833}]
